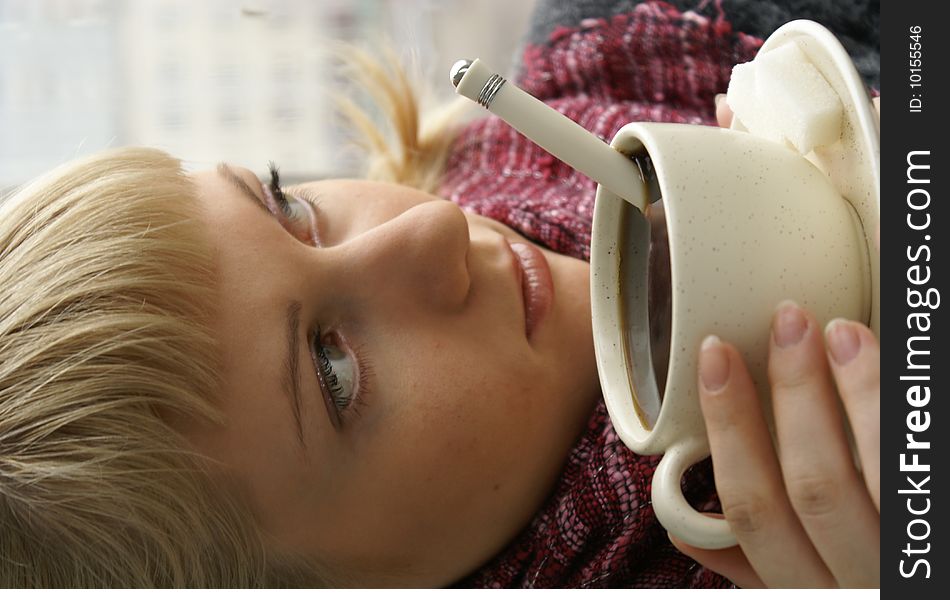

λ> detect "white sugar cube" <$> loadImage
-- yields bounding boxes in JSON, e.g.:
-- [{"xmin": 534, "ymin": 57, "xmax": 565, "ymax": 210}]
[
  {"xmin": 726, "ymin": 61, "xmax": 784, "ymax": 144},
  {"xmin": 725, "ymin": 41, "xmax": 843, "ymax": 155},
  {"xmin": 755, "ymin": 42, "xmax": 842, "ymax": 154}
]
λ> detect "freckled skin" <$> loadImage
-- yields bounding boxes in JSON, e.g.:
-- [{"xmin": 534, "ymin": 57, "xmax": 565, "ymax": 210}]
[{"xmin": 175, "ymin": 168, "xmax": 601, "ymax": 586}]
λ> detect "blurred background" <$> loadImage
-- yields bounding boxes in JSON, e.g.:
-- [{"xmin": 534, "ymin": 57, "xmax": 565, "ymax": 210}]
[{"xmin": 0, "ymin": 0, "xmax": 537, "ymax": 189}]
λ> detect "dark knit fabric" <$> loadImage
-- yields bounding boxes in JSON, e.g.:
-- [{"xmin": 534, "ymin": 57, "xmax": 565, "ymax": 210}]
[
  {"xmin": 523, "ymin": 0, "xmax": 880, "ymax": 89},
  {"xmin": 438, "ymin": 0, "xmax": 877, "ymax": 588}
]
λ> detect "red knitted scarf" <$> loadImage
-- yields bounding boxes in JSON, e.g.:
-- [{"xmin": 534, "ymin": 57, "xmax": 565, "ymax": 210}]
[{"xmin": 438, "ymin": 1, "xmax": 763, "ymax": 588}]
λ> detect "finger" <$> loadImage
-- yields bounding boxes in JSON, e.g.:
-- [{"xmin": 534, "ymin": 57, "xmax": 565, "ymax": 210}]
[
  {"xmin": 715, "ymin": 94, "xmax": 734, "ymax": 128},
  {"xmin": 873, "ymin": 96, "xmax": 880, "ymax": 115},
  {"xmin": 698, "ymin": 336, "xmax": 834, "ymax": 587},
  {"xmin": 768, "ymin": 302, "xmax": 880, "ymax": 587},
  {"xmin": 669, "ymin": 531, "xmax": 766, "ymax": 588},
  {"xmin": 825, "ymin": 319, "xmax": 881, "ymax": 511}
]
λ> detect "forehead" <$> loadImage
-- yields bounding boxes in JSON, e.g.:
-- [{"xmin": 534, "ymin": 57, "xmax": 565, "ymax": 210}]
[
  {"xmin": 192, "ymin": 169, "xmax": 259, "ymax": 222},
  {"xmin": 183, "ymin": 169, "xmax": 302, "ymax": 454},
  {"xmin": 187, "ymin": 168, "xmax": 287, "ymax": 370}
]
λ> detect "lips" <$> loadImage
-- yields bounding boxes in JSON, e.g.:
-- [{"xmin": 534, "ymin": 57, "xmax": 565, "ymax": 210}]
[{"xmin": 508, "ymin": 242, "xmax": 554, "ymax": 341}]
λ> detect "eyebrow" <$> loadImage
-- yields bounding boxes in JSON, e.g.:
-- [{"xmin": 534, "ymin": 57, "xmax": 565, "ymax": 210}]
[
  {"xmin": 217, "ymin": 163, "xmax": 307, "ymax": 450},
  {"xmin": 216, "ymin": 162, "xmax": 271, "ymax": 216}
]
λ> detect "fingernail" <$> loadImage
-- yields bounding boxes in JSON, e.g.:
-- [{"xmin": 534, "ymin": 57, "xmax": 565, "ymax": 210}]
[
  {"xmin": 699, "ymin": 335, "xmax": 729, "ymax": 392},
  {"xmin": 825, "ymin": 319, "xmax": 861, "ymax": 365},
  {"xmin": 714, "ymin": 93, "xmax": 726, "ymax": 107},
  {"xmin": 773, "ymin": 301, "xmax": 807, "ymax": 348}
]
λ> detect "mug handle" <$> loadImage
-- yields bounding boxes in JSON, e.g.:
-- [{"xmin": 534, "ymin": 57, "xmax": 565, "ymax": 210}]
[{"xmin": 652, "ymin": 440, "xmax": 737, "ymax": 549}]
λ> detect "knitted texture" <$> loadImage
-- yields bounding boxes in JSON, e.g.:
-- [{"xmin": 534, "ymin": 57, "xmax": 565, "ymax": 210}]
[
  {"xmin": 439, "ymin": 1, "xmax": 761, "ymax": 263},
  {"xmin": 439, "ymin": 0, "xmax": 766, "ymax": 588},
  {"xmin": 523, "ymin": 0, "xmax": 880, "ymax": 89}
]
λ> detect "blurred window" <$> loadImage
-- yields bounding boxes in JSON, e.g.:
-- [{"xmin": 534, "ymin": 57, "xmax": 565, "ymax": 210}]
[{"xmin": 1, "ymin": 0, "xmax": 536, "ymax": 188}]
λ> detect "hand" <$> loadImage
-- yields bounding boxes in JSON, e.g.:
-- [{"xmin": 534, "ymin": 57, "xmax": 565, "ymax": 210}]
[
  {"xmin": 671, "ymin": 304, "xmax": 880, "ymax": 588},
  {"xmin": 714, "ymin": 93, "xmax": 734, "ymax": 128},
  {"xmin": 671, "ymin": 94, "xmax": 882, "ymax": 588}
]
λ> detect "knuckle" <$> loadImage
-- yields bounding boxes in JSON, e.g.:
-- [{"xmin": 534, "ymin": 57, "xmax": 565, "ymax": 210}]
[
  {"xmin": 721, "ymin": 496, "xmax": 771, "ymax": 537},
  {"xmin": 842, "ymin": 365, "xmax": 880, "ymax": 400},
  {"xmin": 769, "ymin": 360, "xmax": 816, "ymax": 395},
  {"xmin": 770, "ymin": 375, "xmax": 809, "ymax": 397},
  {"xmin": 701, "ymin": 401, "xmax": 740, "ymax": 435},
  {"xmin": 786, "ymin": 473, "xmax": 841, "ymax": 518}
]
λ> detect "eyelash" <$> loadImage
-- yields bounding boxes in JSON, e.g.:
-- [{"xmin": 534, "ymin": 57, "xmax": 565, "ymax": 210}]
[
  {"xmin": 267, "ymin": 161, "xmax": 293, "ymax": 219},
  {"xmin": 312, "ymin": 329, "xmax": 371, "ymax": 428},
  {"xmin": 267, "ymin": 161, "xmax": 325, "ymax": 248},
  {"xmin": 266, "ymin": 161, "xmax": 370, "ymax": 428}
]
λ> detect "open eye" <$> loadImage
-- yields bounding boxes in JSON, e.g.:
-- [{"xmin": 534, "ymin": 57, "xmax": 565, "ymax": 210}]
[
  {"xmin": 282, "ymin": 194, "xmax": 321, "ymax": 245},
  {"xmin": 324, "ymin": 344, "xmax": 356, "ymax": 408},
  {"xmin": 283, "ymin": 195, "xmax": 310, "ymax": 223},
  {"xmin": 265, "ymin": 163, "xmax": 321, "ymax": 245},
  {"xmin": 312, "ymin": 331, "xmax": 357, "ymax": 415}
]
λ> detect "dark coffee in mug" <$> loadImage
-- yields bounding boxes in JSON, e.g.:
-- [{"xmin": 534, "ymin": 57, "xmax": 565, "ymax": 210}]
[{"xmin": 616, "ymin": 153, "xmax": 671, "ymax": 430}]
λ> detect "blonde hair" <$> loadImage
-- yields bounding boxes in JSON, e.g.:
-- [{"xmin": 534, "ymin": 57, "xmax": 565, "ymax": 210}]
[
  {"xmin": 0, "ymin": 51, "xmax": 460, "ymax": 587},
  {"xmin": 0, "ymin": 149, "xmax": 317, "ymax": 586},
  {"xmin": 333, "ymin": 45, "xmax": 470, "ymax": 191}
]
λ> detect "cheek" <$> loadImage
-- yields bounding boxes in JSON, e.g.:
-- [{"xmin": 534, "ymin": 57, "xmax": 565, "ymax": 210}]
[
  {"xmin": 383, "ymin": 350, "xmax": 544, "ymax": 481},
  {"xmin": 325, "ymin": 346, "xmax": 567, "ymax": 565}
]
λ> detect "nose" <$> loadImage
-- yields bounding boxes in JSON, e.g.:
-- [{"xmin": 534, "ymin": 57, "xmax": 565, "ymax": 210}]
[{"xmin": 333, "ymin": 200, "xmax": 471, "ymax": 312}]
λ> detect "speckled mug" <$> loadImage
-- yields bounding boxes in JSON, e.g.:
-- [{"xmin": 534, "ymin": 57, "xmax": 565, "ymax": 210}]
[{"xmin": 590, "ymin": 122, "xmax": 870, "ymax": 549}]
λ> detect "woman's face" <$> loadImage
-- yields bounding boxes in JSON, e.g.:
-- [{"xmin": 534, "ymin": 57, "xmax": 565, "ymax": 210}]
[{"xmin": 180, "ymin": 165, "xmax": 599, "ymax": 586}]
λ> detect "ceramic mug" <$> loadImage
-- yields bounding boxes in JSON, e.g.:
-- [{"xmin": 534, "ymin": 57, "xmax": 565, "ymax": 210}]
[{"xmin": 590, "ymin": 122, "xmax": 871, "ymax": 549}]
